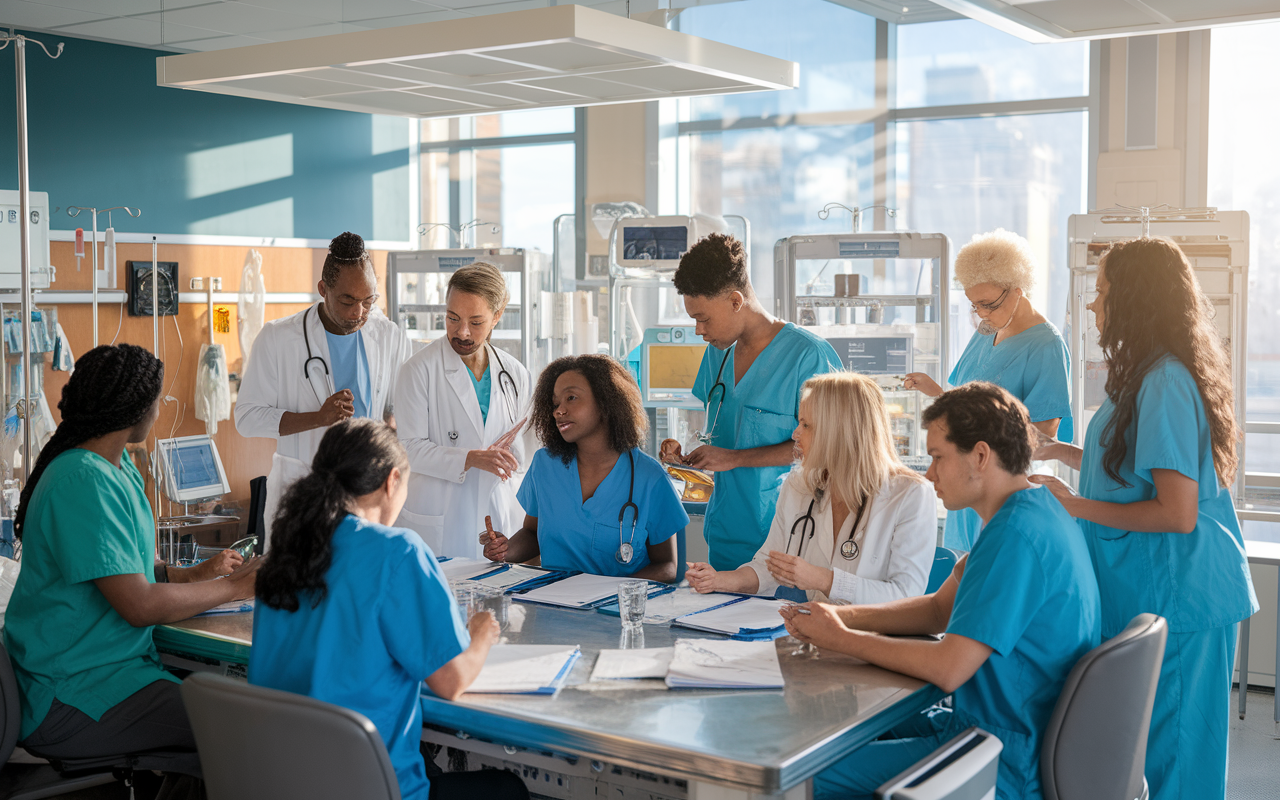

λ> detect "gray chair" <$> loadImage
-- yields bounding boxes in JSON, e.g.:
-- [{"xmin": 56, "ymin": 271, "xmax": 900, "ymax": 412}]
[
  {"xmin": 181, "ymin": 671, "xmax": 401, "ymax": 800},
  {"xmin": 876, "ymin": 727, "xmax": 1003, "ymax": 800},
  {"xmin": 0, "ymin": 640, "xmax": 128, "ymax": 799},
  {"xmin": 1041, "ymin": 613, "xmax": 1167, "ymax": 800}
]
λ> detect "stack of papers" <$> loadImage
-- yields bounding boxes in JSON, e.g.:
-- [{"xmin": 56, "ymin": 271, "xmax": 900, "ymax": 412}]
[
  {"xmin": 470, "ymin": 564, "xmax": 552, "ymax": 591},
  {"xmin": 439, "ymin": 558, "xmax": 500, "ymax": 582},
  {"xmin": 196, "ymin": 600, "xmax": 254, "ymax": 617},
  {"xmin": 598, "ymin": 588, "xmax": 741, "ymax": 625},
  {"xmin": 673, "ymin": 597, "xmax": 790, "ymax": 640},
  {"xmin": 665, "ymin": 639, "xmax": 784, "ymax": 689},
  {"xmin": 518, "ymin": 574, "xmax": 665, "ymax": 609},
  {"xmin": 464, "ymin": 644, "xmax": 581, "ymax": 695},
  {"xmin": 590, "ymin": 648, "xmax": 674, "ymax": 681}
]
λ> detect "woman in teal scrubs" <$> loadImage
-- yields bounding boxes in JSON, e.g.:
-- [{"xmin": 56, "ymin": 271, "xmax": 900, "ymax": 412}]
[
  {"xmin": 4, "ymin": 345, "xmax": 258, "ymax": 797},
  {"xmin": 482, "ymin": 355, "xmax": 687, "ymax": 581},
  {"xmin": 252, "ymin": 419, "xmax": 526, "ymax": 800},
  {"xmin": 1033, "ymin": 237, "xmax": 1257, "ymax": 800},
  {"xmin": 905, "ymin": 229, "xmax": 1072, "ymax": 551}
]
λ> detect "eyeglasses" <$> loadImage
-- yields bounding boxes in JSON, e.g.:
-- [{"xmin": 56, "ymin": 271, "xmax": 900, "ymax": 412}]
[{"xmin": 969, "ymin": 288, "xmax": 1009, "ymax": 315}]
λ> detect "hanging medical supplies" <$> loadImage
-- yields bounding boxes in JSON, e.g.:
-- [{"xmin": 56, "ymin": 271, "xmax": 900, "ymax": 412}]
[
  {"xmin": 195, "ymin": 343, "xmax": 231, "ymax": 435},
  {"xmin": 238, "ymin": 249, "xmax": 265, "ymax": 370}
]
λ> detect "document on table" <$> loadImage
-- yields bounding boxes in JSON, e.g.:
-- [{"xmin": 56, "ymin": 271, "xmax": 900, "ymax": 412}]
[
  {"xmin": 195, "ymin": 599, "xmax": 254, "ymax": 617},
  {"xmin": 519, "ymin": 574, "xmax": 657, "ymax": 609},
  {"xmin": 591, "ymin": 648, "xmax": 674, "ymax": 681},
  {"xmin": 665, "ymin": 639, "xmax": 784, "ymax": 690},
  {"xmin": 440, "ymin": 557, "xmax": 500, "ymax": 582},
  {"xmin": 638, "ymin": 588, "xmax": 741, "ymax": 625},
  {"xmin": 470, "ymin": 564, "xmax": 550, "ymax": 590},
  {"xmin": 464, "ymin": 644, "xmax": 581, "ymax": 695},
  {"xmin": 673, "ymin": 597, "xmax": 790, "ymax": 637}
]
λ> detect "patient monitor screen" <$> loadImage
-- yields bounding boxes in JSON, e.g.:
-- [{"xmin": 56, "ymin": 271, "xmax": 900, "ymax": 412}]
[
  {"xmin": 623, "ymin": 226, "xmax": 688, "ymax": 262},
  {"xmin": 648, "ymin": 344, "xmax": 705, "ymax": 392},
  {"xmin": 172, "ymin": 441, "xmax": 220, "ymax": 491}
]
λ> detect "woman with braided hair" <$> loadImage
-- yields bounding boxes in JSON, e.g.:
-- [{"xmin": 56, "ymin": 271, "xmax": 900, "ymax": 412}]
[{"xmin": 4, "ymin": 344, "xmax": 260, "ymax": 793}]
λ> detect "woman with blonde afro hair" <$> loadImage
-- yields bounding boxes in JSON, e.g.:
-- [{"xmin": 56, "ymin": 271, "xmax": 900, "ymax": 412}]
[{"xmin": 904, "ymin": 228, "xmax": 1072, "ymax": 551}]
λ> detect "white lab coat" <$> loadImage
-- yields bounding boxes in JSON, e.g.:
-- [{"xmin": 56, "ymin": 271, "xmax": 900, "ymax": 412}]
[
  {"xmin": 234, "ymin": 304, "xmax": 412, "ymax": 543},
  {"xmin": 747, "ymin": 470, "xmax": 936, "ymax": 604},
  {"xmin": 394, "ymin": 336, "xmax": 533, "ymax": 559}
]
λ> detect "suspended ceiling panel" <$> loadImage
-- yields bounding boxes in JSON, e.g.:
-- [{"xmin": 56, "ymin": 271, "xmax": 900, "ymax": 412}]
[
  {"xmin": 931, "ymin": 0, "xmax": 1280, "ymax": 42},
  {"xmin": 155, "ymin": 4, "xmax": 798, "ymax": 117}
]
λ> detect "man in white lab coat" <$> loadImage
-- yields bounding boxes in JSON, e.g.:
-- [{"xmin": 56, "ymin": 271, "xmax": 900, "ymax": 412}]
[
  {"xmin": 395, "ymin": 262, "xmax": 533, "ymax": 558},
  {"xmin": 236, "ymin": 232, "xmax": 412, "ymax": 544}
]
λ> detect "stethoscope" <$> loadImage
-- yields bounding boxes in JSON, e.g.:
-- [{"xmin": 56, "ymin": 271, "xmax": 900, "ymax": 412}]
[
  {"xmin": 447, "ymin": 343, "xmax": 521, "ymax": 442},
  {"xmin": 695, "ymin": 347, "xmax": 732, "ymax": 444},
  {"xmin": 616, "ymin": 450, "xmax": 639, "ymax": 564},
  {"xmin": 302, "ymin": 306, "xmax": 335, "ymax": 404},
  {"xmin": 786, "ymin": 491, "xmax": 869, "ymax": 560}
]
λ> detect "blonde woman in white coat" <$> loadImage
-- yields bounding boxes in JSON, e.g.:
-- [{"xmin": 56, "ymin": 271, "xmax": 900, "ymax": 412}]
[
  {"xmin": 686, "ymin": 372, "xmax": 936, "ymax": 604},
  {"xmin": 395, "ymin": 263, "xmax": 533, "ymax": 558}
]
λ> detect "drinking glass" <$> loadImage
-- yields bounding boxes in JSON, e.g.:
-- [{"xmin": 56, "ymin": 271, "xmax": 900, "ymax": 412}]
[
  {"xmin": 470, "ymin": 583, "xmax": 509, "ymax": 629},
  {"xmin": 617, "ymin": 580, "xmax": 648, "ymax": 629}
]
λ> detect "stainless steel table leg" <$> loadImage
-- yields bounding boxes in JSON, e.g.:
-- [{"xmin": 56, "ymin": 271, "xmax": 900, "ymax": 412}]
[
  {"xmin": 1238, "ymin": 616, "xmax": 1250, "ymax": 719},
  {"xmin": 1274, "ymin": 574, "xmax": 1279, "ymax": 724}
]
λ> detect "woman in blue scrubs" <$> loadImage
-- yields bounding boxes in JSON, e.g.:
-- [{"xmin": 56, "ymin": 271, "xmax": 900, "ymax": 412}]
[
  {"xmin": 251, "ymin": 419, "xmax": 527, "ymax": 800},
  {"xmin": 1033, "ymin": 237, "xmax": 1257, "ymax": 800},
  {"xmin": 481, "ymin": 355, "xmax": 687, "ymax": 581},
  {"xmin": 905, "ymin": 229, "xmax": 1072, "ymax": 551}
]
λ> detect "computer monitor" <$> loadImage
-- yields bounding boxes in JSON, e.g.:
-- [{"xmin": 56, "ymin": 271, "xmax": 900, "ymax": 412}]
[
  {"xmin": 826, "ymin": 335, "xmax": 913, "ymax": 375},
  {"xmin": 157, "ymin": 434, "xmax": 231, "ymax": 504},
  {"xmin": 641, "ymin": 326, "xmax": 706, "ymax": 408}
]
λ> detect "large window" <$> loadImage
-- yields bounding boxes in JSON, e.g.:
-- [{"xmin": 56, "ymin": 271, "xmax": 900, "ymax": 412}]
[
  {"xmin": 670, "ymin": 1, "xmax": 1089, "ymax": 362},
  {"xmin": 1209, "ymin": 21, "xmax": 1280, "ymax": 542}
]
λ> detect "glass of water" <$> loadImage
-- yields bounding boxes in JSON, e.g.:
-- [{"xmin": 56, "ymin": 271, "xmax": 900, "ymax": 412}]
[
  {"xmin": 617, "ymin": 580, "xmax": 648, "ymax": 629},
  {"xmin": 469, "ymin": 583, "xmax": 509, "ymax": 630}
]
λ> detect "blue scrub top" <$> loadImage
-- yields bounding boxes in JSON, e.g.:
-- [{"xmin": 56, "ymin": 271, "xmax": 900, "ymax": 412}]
[
  {"xmin": 945, "ymin": 486, "xmax": 1101, "ymax": 800},
  {"xmin": 518, "ymin": 447, "xmax": 689, "ymax": 577},
  {"xmin": 945, "ymin": 322, "xmax": 1073, "ymax": 551},
  {"xmin": 468, "ymin": 365, "xmax": 492, "ymax": 424},
  {"xmin": 1079, "ymin": 355, "xmax": 1257, "ymax": 637},
  {"xmin": 250, "ymin": 515, "xmax": 469, "ymax": 800},
  {"xmin": 325, "ymin": 329, "xmax": 372, "ymax": 418},
  {"xmin": 693, "ymin": 323, "xmax": 840, "ymax": 571}
]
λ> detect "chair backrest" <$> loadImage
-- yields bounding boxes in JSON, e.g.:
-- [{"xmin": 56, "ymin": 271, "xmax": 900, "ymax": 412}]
[
  {"xmin": 1040, "ymin": 613, "xmax": 1167, "ymax": 800},
  {"xmin": 0, "ymin": 640, "xmax": 22, "ymax": 767},
  {"xmin": 181, "ymin": 673, "xmax": 401, "ymax": 800},
  {"xmin": 876, "ymin": 726, "xmax": 1003, "ymax": 800},
  {"xmin": 927, "ymin": 547, "xmax": 960, "ymax": 594},
  {"xmin": 246, "ymin": 476, "xmax": 268, "ymax": 554}
]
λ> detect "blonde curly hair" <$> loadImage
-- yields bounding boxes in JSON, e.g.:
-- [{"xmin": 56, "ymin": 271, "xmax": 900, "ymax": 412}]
[{"xmin": 953, "ymin": 229, "xmax": 1036, "ymax": 291}]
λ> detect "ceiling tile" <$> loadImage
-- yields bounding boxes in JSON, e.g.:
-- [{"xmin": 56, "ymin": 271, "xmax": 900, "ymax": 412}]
[
  {"xmin": 338, "ymin": 0, "xmax": 444, "ymax": 21},
  {"xmin": 250, "ymin": 22, "xmax": 366, "ymax": 41},
  {"xmin": 406, "ymin": 85, "xmax": 523, "ymax": 106},
  {"xmin": 520, "ymin": 74, "xmax": 652, "ymax": 100},
  {"xmin": 36, "ymin": 0, "xmax": 164, "ymax": 15},
  {"xmin": 342, "ymin": 10, "xmax": 468, "ymax": 28},
  {"xmin": 613, "ymin": 64, "xmax": 747, "ymax": 92},
  {"xmin": 0, "ymin": 1, "xmax": 112, "ymax": 29},
  {"xmin": 170, "ymin": 33, "xmax": 273, "ymax": 50},
  {"xmin": 234, "ymin": 0, "xmax": 344, "ymax": 20},
  {"xmin": 54, "ymin": 16, "xmax": 166, "ymax": 46},
  {"xmin": 144, "ymin": 1, "xmax": 332, "ymax": 34},
  {"xmin": 157, "ymin": 20, "xmax": 237, "ymax": 45},
  {"xmin": 485, "ymin": 42, "xmax": 648, "ymax": 72}
]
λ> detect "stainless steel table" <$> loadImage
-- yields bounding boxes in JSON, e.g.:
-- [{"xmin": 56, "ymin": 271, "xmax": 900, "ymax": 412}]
[
  {"xmin": 162, "ymin": 600, "xmax": 942, "ymax": 799},
  {"xmin": 1237, "ymin": 540, "xmax": 1280, "ymax": 722}
]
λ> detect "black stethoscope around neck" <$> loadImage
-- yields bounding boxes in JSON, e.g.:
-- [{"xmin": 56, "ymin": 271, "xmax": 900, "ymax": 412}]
[
  {"xmin": 786, "ymin": 491, "xmax": 869, "ymax": 561},
  {"xmin": 448, "ymin": 343, "xmax": 521, "ymax": 442},
  {"xmin": 302, "ymin": 306, "xmax": 335, "ymax": 403},
  {"xmin": 615, "ymin": 450, "xmax": 639, "ymax": 564}
]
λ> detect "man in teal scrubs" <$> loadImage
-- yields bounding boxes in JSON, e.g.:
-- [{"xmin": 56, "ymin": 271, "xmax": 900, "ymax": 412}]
[
  {"xmin": 662, "ymin": 233, "xmax": 839, "ymax": 570},
  {"xmin": 782, "ymin": 383, "xmax": 1100, "ymax": 800}
]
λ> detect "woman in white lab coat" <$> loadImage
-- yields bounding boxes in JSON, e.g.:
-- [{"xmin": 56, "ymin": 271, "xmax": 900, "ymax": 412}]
[
  {"xmin": 395, "ymin": 262, "xmax": 533, "ymax": 558},
  {"xmin": 686, "ymin": 371, "xmax": 936, "ymax": 604},
  {"xmin": 235, "ymin": 232, "xmax": 412, "ymax": 544}
]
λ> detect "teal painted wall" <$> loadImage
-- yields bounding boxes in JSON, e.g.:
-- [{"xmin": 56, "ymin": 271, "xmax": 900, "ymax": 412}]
[{"xmin": 0, "ymin": 30, "xmax": 412, "ymax": 242}]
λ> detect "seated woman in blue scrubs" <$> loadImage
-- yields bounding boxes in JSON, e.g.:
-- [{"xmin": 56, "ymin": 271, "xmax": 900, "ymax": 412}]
[
  {"xmin": 904, "ymin": 229, "xmax": 1072, "ymax": 551},
  {"xmin": 685, "ymin": 371, "xmax": 935, "ymax": 604},
  {"xmin": 783, "ymin": 383, "xmax": 1100, "ymax": 800},
  {"xmin": 1032, "ymin": 237, "xmax": 1257, "ymax": 800},
  {"xmin": 481, "ymin": 355, "xmax": 687, "ymax": 581},
  {"xmin": 4, "ymin": 344, "xmax": 258, "ymax": 799},
  {"xmin": 251, "ymin": 418, "xmax": 527, "ymax": 800}
]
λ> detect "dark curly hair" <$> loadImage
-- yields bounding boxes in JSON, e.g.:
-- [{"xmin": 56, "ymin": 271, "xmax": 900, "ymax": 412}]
[
  {"xmin": 673, "ymin": 233, "xmax": 749, "ymax": 297},
  {"xmin": 257, "ymin": 418, "xmax": 408, "ymax": 612},
  {"xmin": 921, "ymin": 382, "xmax": 1034, "ymax": 474},
  {"xmin": 1096, "ymin": 237, "xmax": 1238, "ymax": 488},
  {"xmin": 321, "ymin": 231, "xmax": 372, "ymax": 288},
  {"xmin": 16, "ymin": 344, "xmax": 163, "ymax": 540},
  {"xmin": 533, "ymin": 355, "xmax": 647, "ymax": 465}
]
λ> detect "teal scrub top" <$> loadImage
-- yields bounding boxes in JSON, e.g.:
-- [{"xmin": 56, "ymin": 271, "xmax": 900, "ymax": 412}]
[
  {"xmin": 325, "ymin": 329, "xmax": 372, "ymax": 418},
  {"xmin": 945, "ymin": 322, "xmax": 1073, "ymax": 551},
  {"xmin": 1078, "ymin": 355, "xmax": 1257, "ymax": 637},
  {"xmin": 945, "ymin": 486, "xmax": 1101, "ymax": 800},
  {"xmin": 468, "ymin": 364, "xmax": 491, "ymax": 424},
  {"xmin": 251, "ymin": 515, "xmax": 469, "ymax": 800},
  {"xmin": 3, "ymin": 449, "xmax": 173, "ymax": 740},
  {"xmin": 692, "ymin": 323, "xmax": 840, "ymax": 570},
  {"xmin": 517, "ymin": 448, "xmax": 689, "ymax": 577}
]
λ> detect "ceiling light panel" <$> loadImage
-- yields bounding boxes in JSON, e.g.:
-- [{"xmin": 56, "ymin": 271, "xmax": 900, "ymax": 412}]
[
  {"xmin": 931, "ymin": 0, "xmax": 1280, "ymax": 42},
  {"xmin": 156, "ymin": 4, "xmax": 798, "ymax": 118}
]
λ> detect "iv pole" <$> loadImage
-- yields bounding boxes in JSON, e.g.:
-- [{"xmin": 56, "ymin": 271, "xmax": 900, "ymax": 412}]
[
  {"xmin": 66, "ymin": 206, "xmax": 141, "ymax": 347},
  {"xmin": 2, "ymin": 30, "xmax": 63, "ymax": 486}
]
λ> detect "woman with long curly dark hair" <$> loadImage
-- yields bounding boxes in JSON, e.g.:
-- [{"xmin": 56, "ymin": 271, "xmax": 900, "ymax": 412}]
[
  {"xmin": 250, "ymin": 418, "xmax": 526, "ymax": 800},
  {"xmin": 1033, "ymin": 237, "xmax": 1257, "ymax": 800},
  {"xmin": 480, "ymin": 355, "xmax": 687, "ymax": 582}
]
